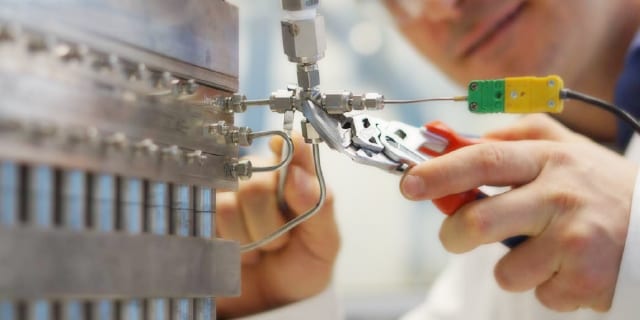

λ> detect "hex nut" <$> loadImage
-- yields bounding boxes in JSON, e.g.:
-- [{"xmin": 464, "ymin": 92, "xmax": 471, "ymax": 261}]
[
  {"xmin": 236, "ymin": 127, "xmax": 253, "ymax": 147},
  {"xmin": 226, "ymin": 94, "xmax": 247, "ymax": 113},
  {"xmin": 281, "ymin": 16, "xmax": 326, "ymax": 64},
  {"xmin": 270, "ymin": 90, "xmax": 295, "ymax": 113},
  {"xmin": 323, "ymin": 91, "xmax": 353, "ymax": 114},
  {"xmin": 229, "ymin": 160, "xmax": 252, "ymax": 180},
  {"xmin": 282, "ymin": 0, "xmax": 319, "ymax": 11},
  {"xmin": 301, "ymin": 120, "xmax": 322, "ymax": 144},
  {"xmin": 297, "ymin": 67, "xmax": 320, "ymax": 90},
  {"xmin": 363, "ymin": 92, "xmax": 384, "ymax": 110}
]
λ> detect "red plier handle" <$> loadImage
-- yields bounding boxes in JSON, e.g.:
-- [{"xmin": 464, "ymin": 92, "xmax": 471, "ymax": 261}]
[{"xmin": 421, "ymin": 121, "xmax": 527, "ymax": 248}]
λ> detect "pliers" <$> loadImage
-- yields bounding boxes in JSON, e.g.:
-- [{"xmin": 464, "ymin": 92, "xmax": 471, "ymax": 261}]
[{"xmin": 300, "ymin": 98, "xmax": 527, "ymax": 248}]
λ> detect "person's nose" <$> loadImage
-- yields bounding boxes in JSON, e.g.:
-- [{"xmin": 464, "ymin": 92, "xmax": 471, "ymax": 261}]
[{"xmin": 423, "ymin": 0, "xmax": 459, "ymax": 21}]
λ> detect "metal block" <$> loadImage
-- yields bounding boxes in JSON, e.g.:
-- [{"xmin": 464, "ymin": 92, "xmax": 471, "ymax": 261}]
[
  {"xmin": 0, "ymin": 227, "xmax": 241, "ymax": 299},
  {"xmin": 0, "ymin": 0, "xmax": 239, "ymax": 91}
]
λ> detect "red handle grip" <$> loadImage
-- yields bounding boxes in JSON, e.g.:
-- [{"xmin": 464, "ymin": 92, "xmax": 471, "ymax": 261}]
[
  {"xmin": 433, "ymin": 190, "xmax": 482, "ymax": 216},
  {"xmin": 421, "ymin": 121, "xmax": 528, "ymax": 248}
]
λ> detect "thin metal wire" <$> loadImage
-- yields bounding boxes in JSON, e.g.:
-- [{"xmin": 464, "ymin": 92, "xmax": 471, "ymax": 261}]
[
  {"xmin": 384, "ymin": 96, "xmax": 467, "ymax": 104},
  {"xmin": 244, "ymin": 99, "xmax": 271, "ymax": 106},
  {"xmin": 240, "ymin": 143, "xmax": 326, "ymax": 252},
  {"xmin": 250, "ymin": 130, "xmax": 294, "ymax": 173}
]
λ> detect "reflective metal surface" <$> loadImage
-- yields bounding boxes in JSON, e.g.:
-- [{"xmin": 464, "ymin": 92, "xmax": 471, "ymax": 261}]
[
  {"xmin": 0, "ymin": 0, "xmax": 239, "ymax": 91},
  {"xmin": 0, "ymin": 1, "xmax": 242, "ymax": 319}
]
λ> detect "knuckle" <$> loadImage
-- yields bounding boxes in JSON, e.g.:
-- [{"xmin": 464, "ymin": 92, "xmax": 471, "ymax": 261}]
[
  {"xmin": 559, "ymin": 227, "xmax": 594, "ymax": 256},
  {"xmin": 477, "ymin": 144, "xmax": 506, "ymax": 174},
  {"xmin": 460, "ymin": 207, "xmax": 492, "ymax": 241},
  {"xmin": 546, "ymin": 147, "xmax": 576, "ymax": 167},
  {"xmin": 547, "ymin": 189, "xmax": 582, "ymax": 214}
]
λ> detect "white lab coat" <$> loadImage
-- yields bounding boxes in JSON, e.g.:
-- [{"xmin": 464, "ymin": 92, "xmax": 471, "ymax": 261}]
[{"xmin": 238, "ymin": 135, "xmax": 640, "ymax": 320}]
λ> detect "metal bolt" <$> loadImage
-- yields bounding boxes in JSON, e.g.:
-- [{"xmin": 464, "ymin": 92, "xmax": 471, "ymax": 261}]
[
  {"xmin": 510, "ymin": 90, "xmax": 519, "ymax": 99},
  {"xmin": 227, "ymin": 160, "xmax": 252, "ymax": 180},
  {"xmin": 161, "ymin": 145, "xmax": 182, "ymax": 162},
  {"xmin": 185, "ymin": 150, "xmax": 205, "ymax": 165},
  {"xmin": 548, "ymin": 79, "xmax": 556, "ymax": 87},
  {"xmin": 185, "ymin": 79, "xmax": 199, "ymax": 94},
  {"xmin": 104, "ymin": 132, "xmax": 128, "ymax": 150},
  {"xmin": 469, "ymin": 82, "xmax": 478, "ymax": 91},
  {"xmin": 133, "ymin": 139, "xmax": 158, "ymax": 155},
  {"xmin": 548, "ymin": 100, "xmax": 556, "ymax": 108},
  {"xmin": 470, "ymin": 102, "xmax": 478, "ymax": 111}
]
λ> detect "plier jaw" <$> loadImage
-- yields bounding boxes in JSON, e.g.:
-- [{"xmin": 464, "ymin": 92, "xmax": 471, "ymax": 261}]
[{"xmin": 300, "ymin": 96, "xmax": 477, "ymax": 175}]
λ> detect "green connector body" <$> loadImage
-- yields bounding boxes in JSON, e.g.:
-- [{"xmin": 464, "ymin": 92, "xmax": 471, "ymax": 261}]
[{"xmin": 467, "ymin": 79, "xmax": 505, "ymax": 113}]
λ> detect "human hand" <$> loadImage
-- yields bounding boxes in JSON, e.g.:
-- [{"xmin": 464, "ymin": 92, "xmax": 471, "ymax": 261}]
[
  {"xmin": 400, "ymin": 115, "xmax": 638, "ymax": 312},
  {"xmin": 216, "ymin": 134, "xmax": 340, "ymax": 319}
]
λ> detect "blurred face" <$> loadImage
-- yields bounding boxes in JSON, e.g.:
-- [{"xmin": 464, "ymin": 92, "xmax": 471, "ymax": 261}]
[{"xmin": 384, "ymin": 0, "xmax": 637, "ymax": 86}]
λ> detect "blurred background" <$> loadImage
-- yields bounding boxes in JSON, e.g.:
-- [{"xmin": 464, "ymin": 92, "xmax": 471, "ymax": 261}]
[{"xmin": 227, "ymin": 0, "xmax": 517, "ymax": 318}]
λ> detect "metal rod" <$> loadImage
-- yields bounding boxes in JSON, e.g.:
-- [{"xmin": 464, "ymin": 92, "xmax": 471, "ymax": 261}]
[
  {"xmin": 92, "ymin": 174, "xmax": 116, "ymax": 320},
  {"xmin": 119, "ymin": 178, "xmax": 143, "ymax": 320},
  {"xmin": 171, "ymin": 185, "xmax": 193, "ymax": 320},
  {"xmin": 1, "ymin": 162, "xmax": 18, "ymax": 226},
  {"xmin": 194, "ymin": 187, "xmax": 214, "ymax": 320},
  {"xmin": 243, "ymin": 99, "xmax": 271, "ymax": 106},
  {"xmin": 27, "ymin": 165, "xmax": 54, "ymax": 320},
  {"xmin": 61, "ymin": 170, "xmax": 86, "ymax": 320},
  {"xmin": 240, "ymin": 143, "xmax": 326, "ymax": 252},
  {"xmin": 147, "ymin": 182, "xmax": 169, "ymax": 320}
]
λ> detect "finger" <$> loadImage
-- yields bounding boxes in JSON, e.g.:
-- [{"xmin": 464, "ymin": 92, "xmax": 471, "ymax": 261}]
[
  {"xmin": 535, "ymin": 273, "xmax": 582, "ymax": 312},
  {"xmin": 439, "ymin": 183, "xmax": 554, "ymax": 253},
  {"xmin": 494, "ymin": 235, "xmax": 561, "ymax": 292},
  {"xmin": 484, "ymin": 114, "xmax": 585, "ymax": 143},
  {"xmin": 215, "ymin": 191, "xmax": 259, "ymax": 263},
  {"xmin": 401, "ymin": 141, "xmax": 547, "ymax": 201},
  {"xmin": 281, "ymin": 164, "xmax": 340, "ymax": 264},
  {"xmin": 270, "ymin": 132, "xmax": 315, "ymax": 174},
  {"xmin": 236, "ymin": 173, "xmax": 289, "ymax": 251}
]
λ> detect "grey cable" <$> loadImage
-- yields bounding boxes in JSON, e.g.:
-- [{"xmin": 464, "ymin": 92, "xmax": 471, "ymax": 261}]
[
  {"xmin": 240, "ymin": 143, "xmax": 326, "ymax": 252},
  {"xmin": 251, "ymin": 130, "xmax": 294, "ymax": 173}
]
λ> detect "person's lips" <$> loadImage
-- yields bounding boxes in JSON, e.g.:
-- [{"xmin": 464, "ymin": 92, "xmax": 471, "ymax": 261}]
[{"xmin": 455, "ymin": 1, "xmax": 528, "ymax": 59}]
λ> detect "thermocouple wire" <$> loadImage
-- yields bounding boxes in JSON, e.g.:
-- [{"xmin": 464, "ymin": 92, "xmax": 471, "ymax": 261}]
[{"xmin": 384, "ymin": 96, "xmax": 468, "ymax": 105}]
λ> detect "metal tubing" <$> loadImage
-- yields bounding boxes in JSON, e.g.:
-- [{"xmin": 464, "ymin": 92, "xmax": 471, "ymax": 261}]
[
  {"xmin": 27, "ymin": 165, "xmax": 54, "ymax": 320},
  {"xmin": 0, "ymin": 162, "xmax": 17, "ymax": 320},
  {"xmin": 0, "ymin": 162, "xmax": 18, "ymax": 226},
  {"xmin": 119, "ymin": 178, "xmax": 143, "ymax": 320},
  {"xmin": 92, "ymin": 174, "xmax": 116, "ymax": 320},
  {"xmin": 171, "ymin": 185, "xmax": 193, "ymax": 320},
  {"xmin": 147, "ymin": 182, "xmax": 169, "ymax": 320},
  {"xmin": 61, "ymin": 170, "xmax": 86, "ymax": 320},
  {"xmin": 194, "ymin": 187, "xmax": 214, "ymax": 320}
]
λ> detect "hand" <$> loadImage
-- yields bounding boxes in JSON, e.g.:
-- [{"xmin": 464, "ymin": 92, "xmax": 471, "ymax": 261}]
[
  {"xmin": 216, "ymin": 134, "xmax": 340, "ymax": 318},
  {"xmin": 400, "ymin": 115, "xmax": 638, "ymax": 312}
]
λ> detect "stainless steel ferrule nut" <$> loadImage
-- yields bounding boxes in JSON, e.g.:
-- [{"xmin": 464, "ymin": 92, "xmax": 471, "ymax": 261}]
[{"xmin": 281, "ymin": 15, "xmax": 326, "ymax": 64}]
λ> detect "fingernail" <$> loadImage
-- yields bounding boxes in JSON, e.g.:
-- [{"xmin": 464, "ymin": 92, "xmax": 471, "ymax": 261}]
[{"xmin": 401, "ymin": 175, "xmax": 426, "ymax": 199}]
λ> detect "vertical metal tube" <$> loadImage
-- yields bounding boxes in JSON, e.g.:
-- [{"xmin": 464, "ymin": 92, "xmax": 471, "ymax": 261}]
[
  {"xmin": 92, "ymin": 174, "xmax": 116, "ymax": 320},
  {"xmin": 194, "ymin": 187, "xmax": 214, "ymax": 320},
  {"xmin": 119, "ymin": 178, "xmax": 143, "ymax": 320},
  {"xmin": 146, "ymin": 182, "xmax": 169, "ymax": 320},
  {"xmin": 0, "ymin": 301, "xmax": 14, "ymax": 320},
  {"xmin": 26, "ymin": 165, "xmax": 54, "ymax": 320},
  {"xmin": 0, "ymin": 161, "xmax": 18, "ymax": 320},
  {"xmin": 0, "ymin": 161, "xmax": 18, "ymax": 226},
  {"xmin": 170, "ymin": 185, "xmax": 192, "ymax": 320},
  {"xmin": 60, "ymin": 170, "xmax": 86, "ymax": 320}
]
